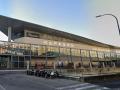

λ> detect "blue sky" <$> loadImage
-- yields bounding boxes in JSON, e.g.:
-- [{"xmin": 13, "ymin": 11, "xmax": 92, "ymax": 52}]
[{"xmin": 0, "ymin": 0, "xmax": 120, "ymax": 46}]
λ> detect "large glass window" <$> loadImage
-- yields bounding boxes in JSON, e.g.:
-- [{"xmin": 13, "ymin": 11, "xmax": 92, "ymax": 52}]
[
  {"xmin": 0, "ymin": 56, "xmax": 9, "ymax": 69},
  {"xmin": 104, "ymin": 52, "xmax": 111, "ymax": 61},
  {"xmin": 31, "ymin": 45, "xmax": 39, "ymax": 56},
  {"xmin": 110, "ymin": 52, "xmax": 116, "ymax": 60},
  {"xmin": 71, "ymin": 49, "xmax": 80, "ymax": 56},
  {"xmin": 47, "ymin": 46, "xmax": 59, "ymax": 57},
  {"xmin": 90, "ymin": 50, "xmax": 97, "ymax": 58},
  {"xmin": 97, "ymin": 51, "xmax": 104, "ymax": 59},
  {"xmin": 80, "ymin": 50, "xmax": 91, "ymax": 68},
  {"xmin": 19, "ymin": 57, "xmax": 25, "ymax": 68},
  {"xmin": 81, "ymin": 49, "xmax": 89, "ymax": 57},
  {"xmin": 117, "ymin": 53, "xmax": 120, "ymax": 60},
  {"xmin": 12, "ymin": 56, "xmax": 18, "ymax": 68}
]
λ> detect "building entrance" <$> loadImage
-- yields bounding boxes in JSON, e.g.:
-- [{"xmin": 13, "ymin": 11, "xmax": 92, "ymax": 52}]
[
  {"xmin": 0, "ymin": 56, "xmax": 10, "ymax": 69},
  {"xmin": 0, "ymin": 55, "xmax": 31, "ymax": 69},
  {"xmin": 11, "ymin": 56, "xmax": 31, "ymax": 69}
]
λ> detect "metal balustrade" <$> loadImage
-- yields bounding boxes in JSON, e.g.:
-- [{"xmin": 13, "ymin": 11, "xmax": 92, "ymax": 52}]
[{"xmin": 0, "ymin": 40, "xmax": 120, "ymax": 76}]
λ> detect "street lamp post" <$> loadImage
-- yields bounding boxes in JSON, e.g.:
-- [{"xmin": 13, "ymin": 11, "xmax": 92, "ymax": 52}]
[{"xmin": 96, "ymin": 14, "xmax": 120, "ymax": 35}]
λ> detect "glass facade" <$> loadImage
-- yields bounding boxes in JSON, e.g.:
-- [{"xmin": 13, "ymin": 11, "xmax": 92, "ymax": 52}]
[{"xmin": 0, "ymin": 40, "xmax": 120, "ymax": 72}]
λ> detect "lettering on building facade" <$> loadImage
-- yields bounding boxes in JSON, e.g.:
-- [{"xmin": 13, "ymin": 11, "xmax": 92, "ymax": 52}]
[{"xmin": 26, "ymin": 32, "xmax": 40, "ymax": 38}]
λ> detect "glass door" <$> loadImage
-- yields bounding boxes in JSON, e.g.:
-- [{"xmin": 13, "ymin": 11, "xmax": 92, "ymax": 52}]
[{"xmin": 0, "ymin": 56, "xmax": 9, "ymax": 69}]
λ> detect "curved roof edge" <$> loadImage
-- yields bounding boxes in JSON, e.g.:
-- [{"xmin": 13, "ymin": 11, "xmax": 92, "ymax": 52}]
[{"xmin": 0, "ymin": 15, "xmax": 119, "ymax": 49}]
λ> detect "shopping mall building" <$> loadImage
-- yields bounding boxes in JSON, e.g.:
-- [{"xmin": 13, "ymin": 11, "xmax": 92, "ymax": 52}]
[{"xmin": 0, "ymin": 15, "xmax": 120, "ymax": 71}]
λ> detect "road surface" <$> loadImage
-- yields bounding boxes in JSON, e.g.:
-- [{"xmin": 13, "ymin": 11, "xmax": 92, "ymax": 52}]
[{"xmin": 0, "ymin": 73, "xmax": 119, "ymax": 90}]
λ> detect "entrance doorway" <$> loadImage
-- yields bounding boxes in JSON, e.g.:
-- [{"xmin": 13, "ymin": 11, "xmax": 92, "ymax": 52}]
[{"xmin": 0, "ymin": 56, "xmax": 10, "ymax": 69}]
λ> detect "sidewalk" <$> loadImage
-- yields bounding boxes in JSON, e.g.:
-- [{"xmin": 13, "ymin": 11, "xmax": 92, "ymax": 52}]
[
  {"xmin": 60, "ymin": 72, "xmax": 120, "ymax": 82},
  {"xmin": 0, "ymin": 70, "xmax": 26, "ymax": 75}
]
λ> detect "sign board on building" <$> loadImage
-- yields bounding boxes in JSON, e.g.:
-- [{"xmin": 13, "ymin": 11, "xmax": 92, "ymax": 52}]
[{"xmin": 26, "ymin": 32, "xmax": 40, "ymax": 38}]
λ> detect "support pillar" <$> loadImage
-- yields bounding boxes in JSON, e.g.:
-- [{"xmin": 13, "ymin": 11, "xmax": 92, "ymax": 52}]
[
  {"xmin": 8, "ymin": 26, "xmax": 12, "ymax": 69},
  {"xmin": 27, "ymin": 61, "xmax": 30, "ymax": 70},
  {"xmin": 80, "ymin": 49, "xmax": 83, "ymax": 68},
  {"xmin": 45, "ymin": 46, "xmax": 48, "ymax": 68},
  {"xmin": 88, "ymin": 50, "xmax": 93, "ymax": 70},
  {"xmin": 53, "ymin": 62, "xmax": 56, "ymax": 70},
  {"xmin": 102, "ymin": 62, "xmax": 105, "ymax": 68},
  {"xmin": 113, "ymin": 61, "xmax": 116, "ymax": 68},
  {"xmin": 74, "ymin": 63, "xmax": 76, "ymax": 69},
  {"xmin": 18, "ymin": 56, "xmax": 19, "ymax": 69},
  {"xmin": 70, "ymin": 48, "xmax": 72, "ymax": 62},
  {"xmin": 103, "ymin": 52, "xmax": 106, "ymax": 69},
  {"xmin": 11, "ymin": 55, "xmax": 13, "ymax": 69},
  {"xmin": 7, "ymin": 57, "xmax": 10, "ymax": 69},
  {"xmin": 8, "ymin": 26, "xmax": 12, "ymax": 42}
]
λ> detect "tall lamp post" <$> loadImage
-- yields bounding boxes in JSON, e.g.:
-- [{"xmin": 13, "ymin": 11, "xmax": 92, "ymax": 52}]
[{"xmin": 96, "ymin": 14, "xmax": 120, "ymax": 35}]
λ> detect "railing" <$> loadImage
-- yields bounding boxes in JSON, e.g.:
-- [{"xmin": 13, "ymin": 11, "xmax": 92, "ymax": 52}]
[{"xmin": 0, "ymin": 40, "xmax": 120, "ymax": 73}]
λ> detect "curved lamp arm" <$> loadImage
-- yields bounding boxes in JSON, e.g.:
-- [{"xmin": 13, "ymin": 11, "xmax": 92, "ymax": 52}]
[{"xmin": 96, "ymin": 14, "xmax": 120, "ymax": 35}]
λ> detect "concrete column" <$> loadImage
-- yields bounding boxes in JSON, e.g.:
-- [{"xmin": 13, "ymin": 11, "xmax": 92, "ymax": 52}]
[
  {"xmin": 74, "ymin": 63, "xmax": 76, "ymax": 69},
  {"xmin": 45, "ymin": 46, "xmax": 47, "ymax": 68},
  {"xmin": 27, "ymin": 61, "xmax": 30, "ymax": 70},
  {"xmin": 113, "ymin": 62, "xmax": 116, "ymax": 68},
  {"xmin": 96, "ymin": 51, "xmax": 99, "ymax": 61},
  {"xmin": 18, "ymin": 56, "xmax": 19, "ymax": 69},
  {"xmin": 102, "ymin": 62, "xmax": 105, "ymax": 68},
  {"xmin": 80, "ymin": 49, "xmax": 83, "ymax": 68},
  {"xmin": 54, "ymin": 62, "xmax": 56, "ymax": 70},
  {"xmin": 11, "ymin": 55, "xmax": 13, "ymax": 69},
  {"xmin": 58, "ymin": 47, "xmax": 60, "ymax": 61},
  {"xmin": 88, "ymin": 50, "xmax": 93, "ymax": 70},
  {"xmin": 103, "ymin": 52, "xmax": 106, "ymax": 69},
  {"xmin": 7, "ymin": 57, "xmax": 10, "ymax": 69},
  {"xmin": 8, "ymin": 26, "xmax": 12, "ymax": 42},
  {"xmin": 70, "ymin": 48, "xmax": 72, "ymax": 62}
]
